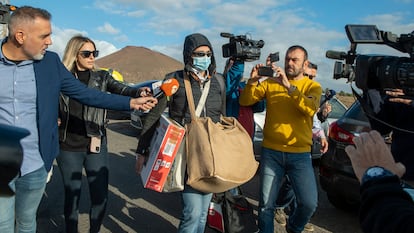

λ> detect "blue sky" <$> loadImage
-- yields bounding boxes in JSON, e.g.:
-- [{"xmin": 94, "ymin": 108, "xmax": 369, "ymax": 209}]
[{"xmin": 7, "ymin": 0, "xmax": 414, "ymax": 92}]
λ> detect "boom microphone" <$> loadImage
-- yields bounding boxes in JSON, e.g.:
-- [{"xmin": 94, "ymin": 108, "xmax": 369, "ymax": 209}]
[
  {"xmin": 154, "ymin": 78, "xmax": 179, "ymax": 98},
  {"xmin": 326, "ymin": 50, "xmax": 347, "ymax": 60}
]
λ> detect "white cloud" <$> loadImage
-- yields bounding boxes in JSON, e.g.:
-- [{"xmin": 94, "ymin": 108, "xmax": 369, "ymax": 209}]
[
  {"xmin": 97, "ymin": 22, "xmax": 120, "ymax": 35},
  {"xmin": 67, "ymin": 0, "xmax": 414, "ymax": 93},
  {"xmin": 49, "ymin": 25, "xmax": 88, "ymax": 58},
  {"xmin": 126, "ymin": 10, "xmax": 147, "ymax": 17},
  {"xmin": 114, "ymin": 34, "xmax": 129, "ymax": 44},
  {"xmin": 48, "ymin": 25, "xmax": 118, "ymax": 59},
  {"xmin": 95, "ymin": 40, "xmax": 119, "ymax": 57},
  {"xmin": 92, "ymin": 1, "xmax": 127, "ymax": 15}
]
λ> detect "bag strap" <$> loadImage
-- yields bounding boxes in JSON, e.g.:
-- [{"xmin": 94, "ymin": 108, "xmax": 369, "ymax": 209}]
[
  {"xmin": 183, "ymin": 73, "xmax": 198, "ymax": 119},
  {"xmin": 195, "ymin": 81, "xmax": 210, "ymax": 117}
]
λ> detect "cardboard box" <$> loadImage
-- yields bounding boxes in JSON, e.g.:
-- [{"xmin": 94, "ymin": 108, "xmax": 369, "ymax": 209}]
[{"xmin": 141, "ymin": 114, "xmax": 185, "ymax": 192}]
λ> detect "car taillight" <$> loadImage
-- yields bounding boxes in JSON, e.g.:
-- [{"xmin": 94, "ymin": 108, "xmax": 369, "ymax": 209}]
[{"xmin": 328, "ymin": 121, "xmax": 355, "ymax": 144}]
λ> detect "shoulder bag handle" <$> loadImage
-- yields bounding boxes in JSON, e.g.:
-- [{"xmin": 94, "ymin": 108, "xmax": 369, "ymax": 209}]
[{"xmin": 184, "ymin": 73, "xmax": 210, "ymax": 118}]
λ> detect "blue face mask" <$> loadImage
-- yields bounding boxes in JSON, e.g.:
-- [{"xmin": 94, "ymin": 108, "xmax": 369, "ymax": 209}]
[{"xmin": 193, "ymin": 56, "xmax": 211, "ymax": 71}]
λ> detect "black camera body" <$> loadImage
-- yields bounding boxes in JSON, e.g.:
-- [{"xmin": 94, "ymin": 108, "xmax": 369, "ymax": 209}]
[
  {"xmin": 257, "ymin": 52, "xmax": 280, "ymax": 77},
  {"xmin": 326, "ymin": 25, "xmax": 414, "ymax": 96},
  {"xmin": 221, "ymin": 32, "xmax": 265, "ymax": 62},
  {"xmin": 0, "ymin": 3, "xmax": 17, "ymax": 24}
]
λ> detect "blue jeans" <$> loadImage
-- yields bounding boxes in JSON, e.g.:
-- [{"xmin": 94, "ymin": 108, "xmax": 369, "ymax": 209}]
[
  {"xmin": 177, "ymin": 184, "xmax": 212, "ymax": 233},
  {"xmin": 0, "ymin": 166, "xmax": 47, "ymax": 233},
  {"xmin": 258, "ymin": 148, "xmax": 318, "ymax": 233},
  {"xmin": 56, "ymin": 141, "xmax": 108, "ymax": 233},
  {"xmin": 275, "ymin": 176, "xmax": 296, "ymax": 212}
]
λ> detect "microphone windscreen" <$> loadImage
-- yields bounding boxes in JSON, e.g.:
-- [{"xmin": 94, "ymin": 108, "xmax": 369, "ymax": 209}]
[{"xmin": 160, "ymin": 78, "xmax": 179, "ymax": 97}]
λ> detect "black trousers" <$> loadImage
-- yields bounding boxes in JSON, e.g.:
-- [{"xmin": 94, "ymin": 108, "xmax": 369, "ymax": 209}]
[{"xmin": 56, "ymin": 139, "xmax": 108, "ymax": 233}]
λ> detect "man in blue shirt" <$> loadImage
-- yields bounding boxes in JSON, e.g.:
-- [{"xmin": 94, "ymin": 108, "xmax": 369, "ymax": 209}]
[{"xmin": 0, "ymin": 6, "xmax": 157, "ymax": 233}]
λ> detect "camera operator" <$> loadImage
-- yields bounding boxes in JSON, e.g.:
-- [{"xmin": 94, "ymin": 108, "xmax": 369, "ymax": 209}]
[
  {"xmin": 223, "ymin": 57, "xmax": 245, "ymax": 118},
  {"xmin": 223, "ymin": 57, "xmax": 260, "ymax": 138},
  {"xmin": 367, "ymin": 88, "xmax": 414, "ymax": 185},
  {"xmin": 240, "ymin": 45, "xmax": 322, "ymax": 233},
  {"xmin": 221, "ymin": 33, "xmax": 265, "ymax": 137},
  {"xmin": 325, "ymin": 24, "xmax": 414, "ymax": 185},
  {"xmin": 345, "ymin": 130, "xmax": 414, "ymax": 233}
]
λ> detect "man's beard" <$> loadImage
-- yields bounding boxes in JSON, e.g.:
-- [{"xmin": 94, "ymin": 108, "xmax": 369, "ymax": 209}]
[
  {"xmin": 286, "ymin": 67, "xmax": 303, "ymax": 79},
  {"xmin": 287, "ymin": 70, "xmax": 301, "ymax": 78},
  {"xmin": 32, "ymin": 53, "xmax": 44, "ymax": 60}
]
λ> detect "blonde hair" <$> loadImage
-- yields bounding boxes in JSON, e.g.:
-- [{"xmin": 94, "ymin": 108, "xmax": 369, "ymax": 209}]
[{"xmin": 62, "ymin": 35, "xmax": 97, "ymax": 72}]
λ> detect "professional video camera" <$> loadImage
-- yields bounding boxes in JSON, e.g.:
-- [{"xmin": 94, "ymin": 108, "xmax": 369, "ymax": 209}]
[
  {"xmin": 326, "ymin": 24, "xmax": 414, "ymax": 96},
  {"xmin": 0, "ymin": 2, "xmax": 17, "ymax": 24},
  {"xmin": 220, "ymin": 32, "xmax": 265, "ymax": 62}
]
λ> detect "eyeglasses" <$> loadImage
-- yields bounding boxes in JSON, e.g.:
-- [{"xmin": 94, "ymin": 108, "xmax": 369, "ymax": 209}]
[
  {"xmin": 79, "ymin": 50, "xmax": 99, "ymax": 58},
  {"xmin": 308, "ymin": 62, "xmax": 318, "ymax": 70},
  {"xmin": 192, "ymin": 51, "xmax": 212, "ymax": 57}
]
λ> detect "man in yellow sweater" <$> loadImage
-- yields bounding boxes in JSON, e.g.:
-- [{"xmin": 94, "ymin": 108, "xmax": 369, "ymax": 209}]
[{"xmin": 239, "ymin": 45, "xmax": 322, "ymax": 233}]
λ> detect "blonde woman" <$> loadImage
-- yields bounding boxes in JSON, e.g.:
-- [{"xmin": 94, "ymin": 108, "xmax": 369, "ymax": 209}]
[{"xmin": 57, "ymin": 35, "xmax": 150, "ymax": 233}]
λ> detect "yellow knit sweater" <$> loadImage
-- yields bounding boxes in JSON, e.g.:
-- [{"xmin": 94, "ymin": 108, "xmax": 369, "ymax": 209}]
[{"xmin": 240, "ymin": 77, "xmax": 322, "ymax": 153}]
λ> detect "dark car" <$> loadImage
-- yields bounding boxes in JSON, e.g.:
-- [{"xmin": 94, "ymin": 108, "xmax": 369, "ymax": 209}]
[{"xmin": 318, "ymin": 100, "xmax": 387, "ymax": 211}]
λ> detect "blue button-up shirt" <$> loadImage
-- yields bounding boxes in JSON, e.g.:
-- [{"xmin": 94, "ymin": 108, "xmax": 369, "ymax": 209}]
[{"xmin": 0, "ymin": 40, "xmax": 44, "ymax": 176}]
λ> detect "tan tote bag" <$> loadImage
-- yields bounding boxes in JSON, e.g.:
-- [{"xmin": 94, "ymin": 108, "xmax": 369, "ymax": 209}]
[{"xmin": 184, "ymin": 75, "xmax": 258, "ymax": 193}]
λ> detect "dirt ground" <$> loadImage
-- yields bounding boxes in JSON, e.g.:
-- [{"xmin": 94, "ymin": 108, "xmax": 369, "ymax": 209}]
[{"xmin": 337, "ymin": 95, "xmax": 356, "ymax": 108}]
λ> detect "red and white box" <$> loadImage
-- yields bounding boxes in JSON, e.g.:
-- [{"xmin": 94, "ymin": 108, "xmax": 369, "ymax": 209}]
[{"xmin": 141, "ymin": 114, "xmax": 185, "ymax": 192}]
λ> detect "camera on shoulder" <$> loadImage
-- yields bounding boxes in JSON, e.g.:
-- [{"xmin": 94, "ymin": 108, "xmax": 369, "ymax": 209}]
[{"xmin": 326, "ymin": 24, "xmax": 414, "ymax": 97}]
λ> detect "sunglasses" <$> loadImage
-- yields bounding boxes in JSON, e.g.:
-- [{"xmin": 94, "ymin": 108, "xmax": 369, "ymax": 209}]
[
  {"xmin": 79, "ymin": 50, "xmax": 99, "ymax": 58},
  {"xmin": 308, "ymin": 62, "xmax": 318, "ymax": 70},
  {"xmin": 192, "ymin": 51, "xmax": 212, "ymax": 57}
]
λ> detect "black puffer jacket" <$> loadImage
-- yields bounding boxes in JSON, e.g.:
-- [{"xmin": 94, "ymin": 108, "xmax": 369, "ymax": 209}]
[
  {"xmin": 59, "ymin": 69, "xmax": 142, "ymax": 141},
  {"xmin": 136, "ymin": 33, "xmax": 225, "ymax": 155}
]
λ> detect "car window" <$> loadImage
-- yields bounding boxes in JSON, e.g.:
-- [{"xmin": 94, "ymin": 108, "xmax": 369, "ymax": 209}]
[
  {"xmin": 327, "ymin": 98, "xmax": 347, "ymax": 119},
  {"xmin": 344, "ymin": 101, "xmax": 369, "ymax": 121}
]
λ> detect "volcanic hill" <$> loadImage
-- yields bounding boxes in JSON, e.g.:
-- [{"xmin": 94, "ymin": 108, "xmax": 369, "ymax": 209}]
[{"xmin": 96, "ymin": 46, "xmax": 183, "ymax": 84}]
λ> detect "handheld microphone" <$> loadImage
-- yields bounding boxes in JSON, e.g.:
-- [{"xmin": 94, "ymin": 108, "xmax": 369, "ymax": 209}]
[
  {"xmin": 140, "ymin": 78, "xmax": 179, "ymax": 114},
  {"xmin": 154, "ymin": 78, "xmax": 179, "ymax": 99},
  {"xmin": 326, "ymin": 50, "xmax": 347, "ymax": 60}
]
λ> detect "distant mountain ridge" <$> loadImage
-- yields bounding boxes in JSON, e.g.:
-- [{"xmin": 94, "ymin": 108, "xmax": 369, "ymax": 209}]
[{"xmin": 96, "ymin": 46, "xmax": 183, "ymax": 84}]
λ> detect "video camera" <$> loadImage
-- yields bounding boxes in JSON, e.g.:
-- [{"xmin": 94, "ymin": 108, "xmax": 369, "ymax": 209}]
[
  {"xmin": 326, "ymin": 24, "xmax": 414, "ymax": 96},
  {"xmin": 220, "ymin": 32, "xmax": 265, "ymax": 62},
  {"xmin": 0, "ymin": 3, "xmax": 17, "ymax": 24}
]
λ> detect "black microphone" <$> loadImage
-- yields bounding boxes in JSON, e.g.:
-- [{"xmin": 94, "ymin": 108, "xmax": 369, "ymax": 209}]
[{"xmin": 326, "ymin": 50, "xmax": 347, "ymax": 60}]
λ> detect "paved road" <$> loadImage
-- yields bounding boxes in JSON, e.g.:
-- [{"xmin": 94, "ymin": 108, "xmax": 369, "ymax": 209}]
[{"xmin": 37, "ymin": 119, "xmax": 362, "ymax": 233}]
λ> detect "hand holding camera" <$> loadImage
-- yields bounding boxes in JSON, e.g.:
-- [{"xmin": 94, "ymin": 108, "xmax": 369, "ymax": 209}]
[
  {"xmin": 386, "ymin": 89, "xmax": 414, "ymax": 106},
  {"xmin": 256, "ymin": 52, "xmax": 280, "ymax": 77}
]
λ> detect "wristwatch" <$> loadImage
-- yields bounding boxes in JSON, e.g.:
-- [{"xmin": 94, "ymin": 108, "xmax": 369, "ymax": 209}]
[
  {"xmin": 361, "ymin": 166, "xmax": 395, "ymax": 185},
  {"xmin": 288, "ymin": 85, "xmax": 297, "ymax": 95}
]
